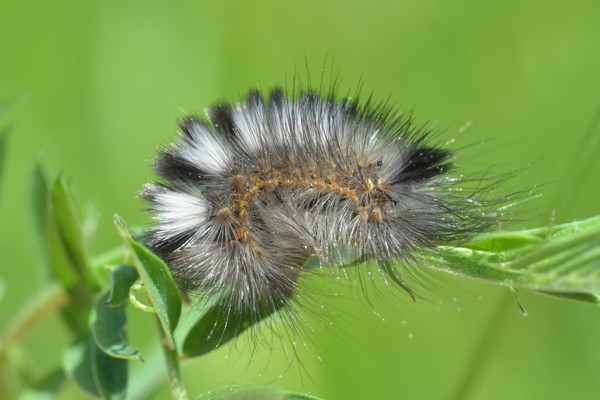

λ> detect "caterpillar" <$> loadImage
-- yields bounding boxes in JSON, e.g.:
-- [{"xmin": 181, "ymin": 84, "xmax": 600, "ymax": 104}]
[{"xmin": 142, "ymin": 86, "xmax": 500, "ymax": 337}]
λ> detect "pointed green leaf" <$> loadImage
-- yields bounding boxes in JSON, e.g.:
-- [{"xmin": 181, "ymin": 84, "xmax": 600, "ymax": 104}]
[
  {"xmin": 107, "ymin": 264, "xmax": 139, "ymax": 307},
  {"xmin": 418, "ymin": 215, "xmax": 600, "ymax": 305},
  {"xmin": 62, "ymin": 334, "xmax": 127, "ymax": 400},
  {"xmin": 50, "ymin": 174, "xmax": 99, "ymax": 290},
  {"xmin": 90, "ymin": 289, "xmax": 142, "ymax": 361},
  {"xmin": 114, "ymin": 215, "xmax": 181, "ymax": 348},
  {"xmin": 36, "ymin": 172, "xmax": 96, "ymax": 335},
  {"xmin": 182, "ymin": 292, "xmax": 283, "ymax": 358},
  {"xmin": 197, "ymin": 385, "xmax": 323, "ymax": 400}
]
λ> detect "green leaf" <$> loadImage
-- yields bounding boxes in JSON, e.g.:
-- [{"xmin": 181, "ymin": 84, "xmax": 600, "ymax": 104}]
[
  {"xmin": 62, "ymin": 334, "xmax": 127, "ymax": 400},
  {"xmin": 18, "ymin": 369, "xmax": 66, "ymax": 400},
  {"xmin": 106, "ymin": 264, "xmax": 139, "ymax": 307},
  {"xmin": 114, "ymin": 215, "xmax": 181, "ymax": 348},
  {"xmin": 182, "ymin": 292, "xmax": 282, "ymax": 359},
  {"xmin": 50, "ymin": 174, "xmax": 99, "ymax": 290},
  {"xmin": 37, "ymin": 172, "xmax": 96, "ymax": 335},
  {"xmin": 197, "ymin": 385, "xmax": 323, "ymax": 400},
  {"xmin": 90, "ymin": 289, "xmax": 142, "ymax": 362},
  {"xmin": 419, "ymin": 215, "xmax": 600, "ymax": 305}
]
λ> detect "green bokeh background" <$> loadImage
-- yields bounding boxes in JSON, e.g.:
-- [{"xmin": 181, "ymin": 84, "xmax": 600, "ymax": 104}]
[{"xmin": 1, "ymin": 1, "xmax": 600, "ymax": 399}]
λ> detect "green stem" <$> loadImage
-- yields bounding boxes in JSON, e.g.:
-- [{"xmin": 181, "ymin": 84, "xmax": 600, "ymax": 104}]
[
  {"xmin": 156, "ymin": 317, "xmax": 188, "ymax": 400},
  {"xmin": 0, "ymin": 283, "xmax": 68, "ymax": 354}
]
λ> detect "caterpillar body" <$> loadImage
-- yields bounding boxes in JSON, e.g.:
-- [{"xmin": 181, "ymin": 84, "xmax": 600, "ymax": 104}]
[{"xmin": 142, "ymin": 87, "xmax": 495, "ymax": 335}]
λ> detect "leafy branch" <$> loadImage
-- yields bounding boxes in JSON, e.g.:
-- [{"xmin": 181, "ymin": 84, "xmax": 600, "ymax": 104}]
[{"xmin": 1, "ymin": 162, "xmax": 598, "ymax": 399}]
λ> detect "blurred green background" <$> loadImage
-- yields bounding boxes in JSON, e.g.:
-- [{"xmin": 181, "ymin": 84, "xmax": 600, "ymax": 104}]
[{"xmin": 1, "ymin": 1, "xmax": 600, "ymax": 399}]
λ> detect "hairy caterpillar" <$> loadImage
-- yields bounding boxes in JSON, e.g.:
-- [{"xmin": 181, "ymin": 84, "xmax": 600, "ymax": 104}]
[{"xmin": 142, "ymin": 86, "xmax": 500, "ymax": 338}]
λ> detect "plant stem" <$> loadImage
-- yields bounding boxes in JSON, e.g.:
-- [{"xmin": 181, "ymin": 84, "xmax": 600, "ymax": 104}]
[
  {"xmin": 0, "ymin": 283, "xmax": 68, "ymax": 354},
  {"xmin": 156, "ymin": 317, "xmax": 188, "ymax": 400}
]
